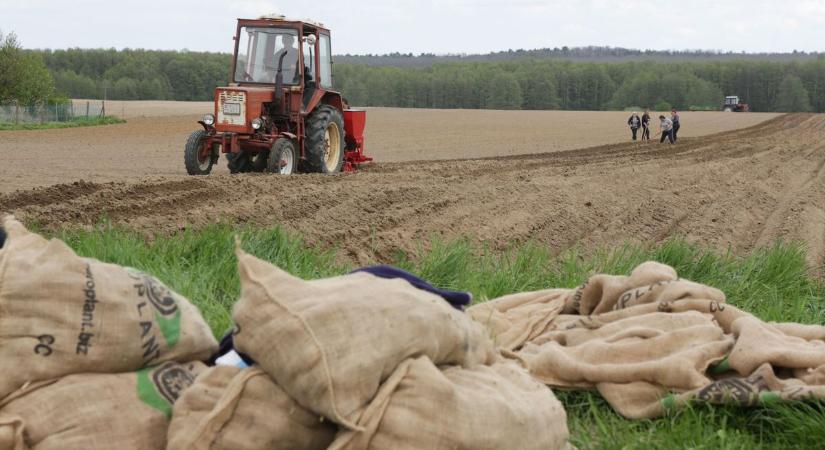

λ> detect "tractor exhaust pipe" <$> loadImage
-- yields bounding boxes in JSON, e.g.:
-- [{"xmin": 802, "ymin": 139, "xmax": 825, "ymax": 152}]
[{"xmin": 274, "ymin": 50, "xmax": 288, "ymax": 113}]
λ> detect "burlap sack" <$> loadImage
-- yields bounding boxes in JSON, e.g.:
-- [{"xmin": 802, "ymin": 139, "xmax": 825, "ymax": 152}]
[
  {"xmin": 598, "ymin": 363, "xmax": 825, "ymax": 419},
  {"xmin": 728, "ymin": 316, "xmax": 825, "ymax": 374},
  {"xmin": 0, "ymin": 361, "xmax": 203, "ymax": 450},
  {"xmin": 563, "ymin": 261, "xmax": 678, "ymax": 314},
  {"xmin": 167, "ymin": 365, "xmax": 336, "ymax": 450},
  {"xmin": 552, "ymin": 298, "xmax": 749, "ymax": 335},
  {"xmin": 0, "ymin": 415, "xmax": 26, "ymax": 450},
  {"xmin": 467, "ymin": 288, "xmax": 569, "ymax": 351},
  {"xmin": 232, "ymin": 247, "xmax": 495, "ymax": 429},
  {"xmin": 797, "ymin": 365, "xmax": 825, "ymax": 385},
  {"xmin": 331, "ymin": 356, "xmax": 569, "ymax": 450},
  {"xmin": 519, "ymin": 311, "xmax": 733, "ymax": 389},
  {"xmin": 469, "ymin": 278, "xmax": 726, "ymax": 353},
  {"xmin": 0, "ymin": 216, "xmax": 217, "ymax": 398}
]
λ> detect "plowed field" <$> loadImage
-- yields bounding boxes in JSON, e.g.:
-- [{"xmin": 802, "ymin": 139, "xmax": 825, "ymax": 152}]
[
  {"xmin": 2, "ymin": 106, "xmax": 775, "ymax": 192},
  {"xmin": 2, "ymin": 109, "xmax": 823, "ymax": 274}
]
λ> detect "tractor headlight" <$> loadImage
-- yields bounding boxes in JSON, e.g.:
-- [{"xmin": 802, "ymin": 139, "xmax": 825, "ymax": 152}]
[
  {"xmin": 251, "ymin": 117, "xmax": 263, "ymax": 130},
  {"xmin": 202, "ymin": 114, "xmax": 215, "ymax": 126}
]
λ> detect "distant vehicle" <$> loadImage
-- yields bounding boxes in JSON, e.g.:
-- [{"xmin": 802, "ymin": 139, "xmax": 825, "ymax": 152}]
[{"xmin": 723, "ymin": 96, "xmax": 749, "ymax": 112}]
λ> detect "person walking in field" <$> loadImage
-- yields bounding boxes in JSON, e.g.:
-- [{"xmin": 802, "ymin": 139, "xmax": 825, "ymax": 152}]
[
  {"xmin": 659, "ymin": 115, "xmax": 675, "ymax": 144},
  {"xmin": 641, "ymin": 109, "xmax": 651, "ymax": 140},
  {"xmin": 670, "ymin": 108, "xmax": 681, "ymax": 142},
  {"xmin": 627, "ymin": 112, "xmax": 641, "ymax": 141}
]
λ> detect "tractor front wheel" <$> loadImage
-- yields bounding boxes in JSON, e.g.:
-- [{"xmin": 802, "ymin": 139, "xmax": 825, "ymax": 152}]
[
  {"xmin": 267, "ymin": 138, "xmax": 298, "ymax": 174},
  {"xmin": 304, "ymin": 105, "xmax": 345, "ymax": 174},
  {"xmin": 184, "ymin": 130, "xmax": 215, "ymax": 175}
]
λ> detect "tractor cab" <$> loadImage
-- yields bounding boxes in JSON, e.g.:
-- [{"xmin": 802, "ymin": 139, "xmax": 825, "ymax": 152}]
[
  {"xmin": 184, "ymin": 14, "xmax": 371, "ymax": 176},
  {"xmin": 231, "ymin": 16, "xmax": 331, "ymax": 112},
  {"xmin": 723, "ymin": 95, "xmax": 749, "ymax": 112}
]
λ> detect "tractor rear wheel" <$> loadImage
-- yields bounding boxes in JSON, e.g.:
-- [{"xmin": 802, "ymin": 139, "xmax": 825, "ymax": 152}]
[
  {"xmin": 184, "ymin": 130, "xmax": 215, "ymax": 175},
  {"xmin": 267, "ymin": 138, "xmax": 298, "ymax": 174},
  {"xmin": 304, "ymin": 105, "xmax": 345, "ymax": 174}
]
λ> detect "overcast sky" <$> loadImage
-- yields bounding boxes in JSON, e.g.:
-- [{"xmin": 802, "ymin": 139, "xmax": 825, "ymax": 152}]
[{"xmin": 2, "ymin": 0, "xmax": 823, "ymax": 55}]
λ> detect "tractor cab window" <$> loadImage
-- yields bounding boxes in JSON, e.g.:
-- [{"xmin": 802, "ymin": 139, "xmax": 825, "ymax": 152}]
[
  {"xmin": 319, "ymin": 34, "xmax": 332, "ymax": 88},
  {"xmin": 302, "ymin": 35, "xmax": 316, "ymax": 86},
  {"xmin": 234, "ymin": 27, "xmax": 300, "ymax": 84}
]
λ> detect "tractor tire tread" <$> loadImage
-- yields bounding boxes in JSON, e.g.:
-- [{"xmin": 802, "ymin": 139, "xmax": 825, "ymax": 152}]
[
  {"xmin": 267, "ymin": 138, "xmax": 297, "ymax": 174},
  {"xmin": 184, "ymin": 129, "xmax": 212, "ymax": 175},
  {"xmin": 304, "ymin": 104, "xmax": 344, "ymax": 174}
]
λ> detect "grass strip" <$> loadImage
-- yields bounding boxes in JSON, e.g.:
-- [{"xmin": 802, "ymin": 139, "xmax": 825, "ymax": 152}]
[
  {"xmin": 51, "ymin": 223, "xmax": 825, "ymax": 449},
  {"xmin": 0, "ymin": 116, "xmax": 125, "ymax": 131}
]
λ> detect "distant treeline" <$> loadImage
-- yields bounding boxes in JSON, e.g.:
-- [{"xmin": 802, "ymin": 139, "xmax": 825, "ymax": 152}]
[
  {"xmin": 33, "ymin": 48, "xmax": 230, "ymax": 101},
  {"xmin": 336, "ymin": 59, "xmax": 825, "ymax": 112},
  {"xmin": 29, "ymin": 48, "xmax": 825, "ymax": 112},
  {"xmin": 336, "ymin": 46, "xmax": 823, "ymax": 67}
]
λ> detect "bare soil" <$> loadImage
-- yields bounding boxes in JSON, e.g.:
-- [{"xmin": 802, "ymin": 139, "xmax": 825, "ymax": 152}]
[
  {"xmin": 1, "ymin": 106, "xmax": 776, "ymax": 193},
  {"xmin": 2, "ymin": 112, "xmax": 823, "ymax": 275}
]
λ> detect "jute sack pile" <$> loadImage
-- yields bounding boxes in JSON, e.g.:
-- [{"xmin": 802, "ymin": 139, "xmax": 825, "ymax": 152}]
[
  {"xmin": 167, "ymin": 365, "xmax": 336, "ymax": 450},
  {"xmin": 468, "ymin": 262, "xmax": 726, "ymax": 351},
  {"xmin": 471, "ymin": 261, "xmax": 825, "ymax": 419},
  {"xmin": 0, "ymin": 362, "xmax": 203, "ymax": 450},
  {"xmin": 330, "ymin": 356, "xmax": 570, "ymax": 450},
  {"xmin": 0, "ymin": 216, "xmax": 218, "ymax": 399},
  {"xmin": 232, "ymin": 247, "xmax": 496, "ymax": 429}
]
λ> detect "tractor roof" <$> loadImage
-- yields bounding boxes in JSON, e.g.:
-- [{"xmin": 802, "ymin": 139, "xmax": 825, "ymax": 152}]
[{"xmin": 248, "ymin": 13, "xmax": 326, "ymax": 29}]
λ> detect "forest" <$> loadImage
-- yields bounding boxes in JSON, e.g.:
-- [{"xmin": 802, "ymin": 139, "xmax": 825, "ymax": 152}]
[{"xmin": 27, "ymin": 47, "xmax": 825, "ymax": 112}]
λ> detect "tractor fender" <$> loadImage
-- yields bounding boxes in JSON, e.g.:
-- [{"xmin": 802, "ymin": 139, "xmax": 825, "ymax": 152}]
[
  {"xmin": 305, "ymin": 91, "xmax": 344, "ymax": 115},
  {"xmin": 321, "ymin": 92, "xmax": 344, "ymax": 111}
]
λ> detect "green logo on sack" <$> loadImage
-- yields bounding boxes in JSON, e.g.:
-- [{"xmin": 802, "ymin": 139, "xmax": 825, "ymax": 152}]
[
  {"xmin": 137, "ymin": 367, "xmax": 173, "ymax": 417},
  {"xmin": 128, "ymin": 269, "xmax": 183, "ymax": 351},
  {"xmin": 157, "ymin": 310, "xmax": 182, "ymax": 348},
  {"xmin": 136, "ymin": 362, "xmax": 195, "ymax": 418}
]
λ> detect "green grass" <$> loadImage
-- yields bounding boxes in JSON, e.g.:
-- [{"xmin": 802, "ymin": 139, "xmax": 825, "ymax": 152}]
[
  {"xmin": 50, "ymin": 223, "xmax": 825, "ymax": 449},
  {"xmin": 0, "ymin": 116, "xmax": 125, "ymax": 131}
]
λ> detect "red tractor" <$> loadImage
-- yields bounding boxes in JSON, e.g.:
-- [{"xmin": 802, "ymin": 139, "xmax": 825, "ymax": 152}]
[
  {"xmin": 723, "ymin": 96, "xmax": 749, "ymax": 112},
  {"xmin": 185, "ymin": 15, "xmax": 371, "ymax": 175}
]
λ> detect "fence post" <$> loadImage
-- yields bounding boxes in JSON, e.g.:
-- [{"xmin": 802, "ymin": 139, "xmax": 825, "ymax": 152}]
[
  {"xmin": 14, "ymin": 103, "xmax": 19, "ymax": 125},
  {"xmin": 86, "ymin": 101, "xmax": 90, "ymax": 119}
]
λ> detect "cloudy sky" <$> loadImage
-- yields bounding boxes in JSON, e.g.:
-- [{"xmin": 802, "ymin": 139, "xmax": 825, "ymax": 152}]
[{"xmin": 2, "ymin": 0, "xmax": 823, "ymax": 55}]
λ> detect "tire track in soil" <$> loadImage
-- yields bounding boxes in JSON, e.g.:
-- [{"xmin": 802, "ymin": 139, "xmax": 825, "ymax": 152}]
[{"xmin": 3, "ymin": 113, "xmax": 825, "ymax": 275}]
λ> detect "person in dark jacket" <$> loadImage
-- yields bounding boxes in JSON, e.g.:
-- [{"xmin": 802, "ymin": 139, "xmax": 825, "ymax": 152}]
[
  {"xmin": 627, "ymin": 112, "xmax": 641, "ymax": 141},
  {"xmin": 641, "ymin": 109, "xmax": 651, "ymax": 140},
  {"xmin": 671, "ymin": 108, "xmax": 681, "ymax": 142}
]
